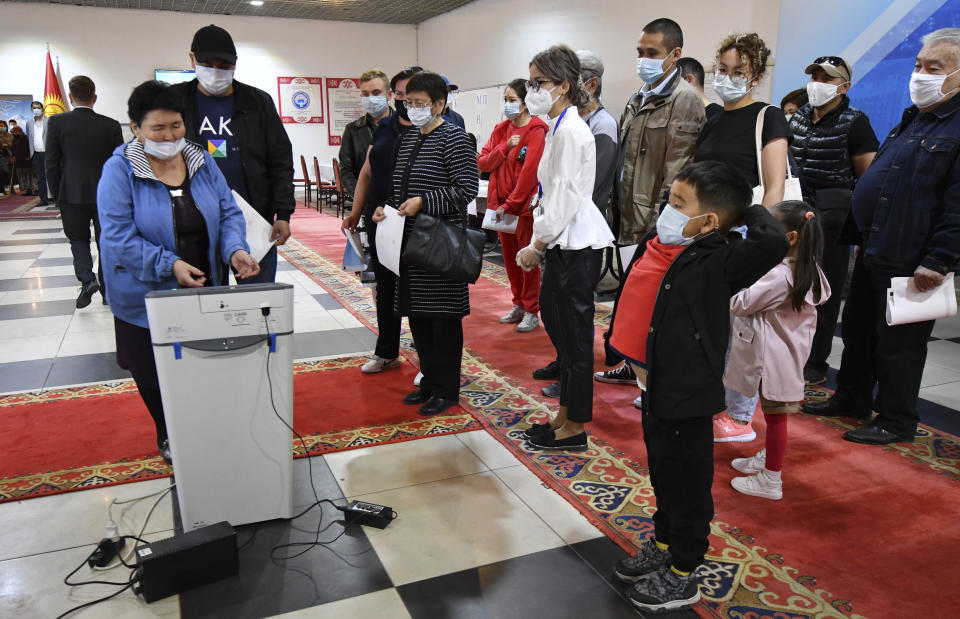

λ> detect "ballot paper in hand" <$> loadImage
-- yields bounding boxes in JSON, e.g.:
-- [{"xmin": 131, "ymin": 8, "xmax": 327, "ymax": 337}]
[
  {"xmin": 375, "ymin": 206, "xmax": 404, "ymax": 277},
  {"xmin": 481, "ymin": 207, "xmax": 518, "ymax": 233},
  {"xmin": 231, "ymin": 190, "xmax": 276, "ymax": 262},
  {"xmin": 886, "ymin": 272, "xmax": 957, "ymax": 326}
]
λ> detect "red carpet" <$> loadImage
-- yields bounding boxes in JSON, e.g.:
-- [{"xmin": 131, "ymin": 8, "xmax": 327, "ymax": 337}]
[
  {"xmin": 0, "ymin": 194, "xmax": 59, "ymax": 219},
  {"xmin": 284, "ymin": 207, "xmax": 960, "ymax": 619}
]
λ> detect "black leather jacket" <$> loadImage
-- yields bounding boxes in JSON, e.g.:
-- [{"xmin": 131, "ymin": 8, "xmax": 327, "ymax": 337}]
[
  {"xmin": 339, "ymin": 112, "xmax": 388, "ymax": 196},
  {"xmin": 169, "ymin": 79, "xmax": 295, "ymax": 222}
]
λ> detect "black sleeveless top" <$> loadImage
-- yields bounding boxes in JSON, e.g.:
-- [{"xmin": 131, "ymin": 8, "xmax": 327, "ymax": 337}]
[{"xmin": 166, "ymin": 176, "xmax": 210, "ymax": 284}]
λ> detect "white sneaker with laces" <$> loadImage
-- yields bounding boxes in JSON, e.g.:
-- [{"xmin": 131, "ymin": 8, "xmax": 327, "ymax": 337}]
[
  {"xmin": 731, "ymin": 468, "xmax": 783, "ymax": 500},
  {"xmin": 361, "ymin": 355, "xmax": 400, "ymax": 374},
  {"xmin": 516, "ymin": 312, "xmax": 540, "ymax": 332},
  {"xmin": 413, "ymin": 372, "xmax": 423, "ymax": 386},
  {"xmin": 500, "ymin": 305, "xmax": 524, "ymax": 324},
  {"xmin": 731, "ymin": 449, "xmax": 766, "ymax": 474}
]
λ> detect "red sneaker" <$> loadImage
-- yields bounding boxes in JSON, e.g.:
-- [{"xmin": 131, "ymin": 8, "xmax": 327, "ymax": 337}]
[{"xmin": 713, "ymin": 415, "xmax": 757, "ymax": 443}]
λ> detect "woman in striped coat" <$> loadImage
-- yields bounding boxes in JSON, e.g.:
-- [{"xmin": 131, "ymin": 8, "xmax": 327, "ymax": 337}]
[{"xmin": 373, "ymin": 71, "xmax": 479, "ymax": 416}]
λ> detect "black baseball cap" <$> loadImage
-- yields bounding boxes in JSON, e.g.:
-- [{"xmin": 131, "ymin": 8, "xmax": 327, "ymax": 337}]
[{"xmin": 191, "ymin": 25, "xmax": 237, "ymax": 64}]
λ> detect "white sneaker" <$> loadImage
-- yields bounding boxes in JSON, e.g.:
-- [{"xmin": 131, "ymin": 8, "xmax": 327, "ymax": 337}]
[
  {"xmin": 731, "ymin": 449, "xmax": 766, "ymax": 474},
  {"xmin": 731, "ymin": 469, "xmax": 783, "ymax": 500},
  {"xmin": 413, "ymin": 371, "xmax": 423, "ymax": 386},
  {"xmin": 516, "ymin": 312, "xmax": 540, "ymax": 332},
  {"xmin": 361, "ymin": 356, "xmax": 400, "ymax": 374},
  {"xmin": 500, "ymin": 305, "xmax": 524, "ymax": 324}
]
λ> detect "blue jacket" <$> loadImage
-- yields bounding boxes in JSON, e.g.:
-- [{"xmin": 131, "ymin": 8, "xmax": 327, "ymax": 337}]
[
  {"xmin": 852, "ymin": 94, "xmax": 960, "ymax": 275},
  {"xmin": 97, "ymin": 140, "xmax": 249, "ymax": 328}
]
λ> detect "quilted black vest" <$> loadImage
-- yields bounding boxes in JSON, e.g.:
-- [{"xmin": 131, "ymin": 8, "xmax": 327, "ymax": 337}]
[{"xmin": 789, "ymin": 97, "xmax": 865, "ymax": 201}]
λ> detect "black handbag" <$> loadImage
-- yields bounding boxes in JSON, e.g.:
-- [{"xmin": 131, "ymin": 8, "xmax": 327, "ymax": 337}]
[{"xmin": 398, "ymin": 132, "xmax": 484, "ymax": 284}]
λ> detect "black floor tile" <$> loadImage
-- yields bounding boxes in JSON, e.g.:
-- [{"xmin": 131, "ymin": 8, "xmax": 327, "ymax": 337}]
[
  {"xmin": 0, "ymin": 358, "xmax": 53, "ymax": 393},
  {"xmin": 12, "ymin": 227, "xmax": 62, "ymax": 234},
  {"xmin": 30, "ymin": 257, "xmax": 74, "ymax": 267},
  {"xmin": 0, "ymin": 237, "xmax": 68, "ymax": 246},
  {"xmin": 0, "ymin": 251, "xmax": 43, "ymax": 261},
  {"xmin": 0, "ymin": 299, "xmax": 77, "ymax": 320},
  {"xmin": 43, "ymin": 352, "xmax": 130, "ymax": 389},
  {"xmin": 178, "ymin": 457, "xmax": 393, "ymax": 618},
  {"xmin": 311, "ymin": 293, "xmax": 345, "ymax": 311},
  {"xmin": 0, "ymin": 274, "xmax": 78, "ymax": 291},
  {"xmin": 397, "ymin": 545, "xmax": 641, "ymax": 619},
  {"xmin": 293, "ymin": 327, "xmax": 376, "ymax": 360}
]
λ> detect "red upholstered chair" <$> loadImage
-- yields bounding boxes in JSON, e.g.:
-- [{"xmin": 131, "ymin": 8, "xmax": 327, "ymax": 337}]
[
  {"xmin": 314, "ymin": 156, "xmax": 336, "ymax": 212},
  {"xmin": 293, "ymin": 155, "xmax": 315, "ymax": 207}
]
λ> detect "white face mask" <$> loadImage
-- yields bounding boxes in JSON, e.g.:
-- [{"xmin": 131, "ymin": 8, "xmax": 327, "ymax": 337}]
[
  {"xmin": 713, "ymin": 74, "xmax": 754, "ymax": 103},
  {"xmin": 784, "ymin": 113, "xmax": 794, "ymax": 122},
  {"xmin": 361, "ymin": 95, "xmax": 388, "ymax": 117},
  {"xmin": 807, "ymin": 81, "xmax": 841, "ymax": 107},
  {"xmin": 407, "ymin": 106, "xmax": 437, "ymax": 128},
  {"xmin": 195, "ymin": 65, "xmax": 235, "ymax": 96},
  {"xmin": 909, "ymin": 68, "xmax": 960, "ymax": 108},
  {"xmin": 143, "ymin": 136, "xmax": 186, "ymax": 160},
  {"xmin": 656, "ymin": 204, "xmax": 708, "ymax": 246},
  {"xmin": 525, "ymin": 85, "xmax": 558, "ymax": 116}
]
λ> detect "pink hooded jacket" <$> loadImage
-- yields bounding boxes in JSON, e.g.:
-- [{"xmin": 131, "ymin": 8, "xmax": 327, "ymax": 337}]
[{"xmin": 723, "ymin": 259, "xmax": 831, "ymax": 402}]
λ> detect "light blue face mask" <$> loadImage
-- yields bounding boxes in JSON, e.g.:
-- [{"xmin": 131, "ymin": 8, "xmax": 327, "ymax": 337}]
[
  {"xmin": 656, "ymin": 204, "xmax": 708, "ymax": 246},
  {"xmin": 361, "ymin": 95, "xmax": 388, "ymax": 117},
  {"xmin": 637, "ymin": 52, "xmax": 675, "ymax": 85},
  {"xmin": 504, "ymin": 101, "xmax": 521, "ymax": 119},
  {"xmin": 712, "ymin": 73, "xmax": 755, "ymax": 103}
]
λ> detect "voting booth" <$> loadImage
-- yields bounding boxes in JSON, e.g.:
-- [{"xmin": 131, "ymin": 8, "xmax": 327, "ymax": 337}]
[{"xmin": 145, "ymin": 283, "xmax": 296, "ymax": 531}]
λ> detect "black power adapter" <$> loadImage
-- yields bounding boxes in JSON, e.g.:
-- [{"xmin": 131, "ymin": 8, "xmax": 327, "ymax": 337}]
[
  {"xmin": 336, "ymin": 501, "xmax": 397, "ymax": 529},
  {"xmin": 88, "ymin": 537, "xmax": 125, "ymax": 568}
]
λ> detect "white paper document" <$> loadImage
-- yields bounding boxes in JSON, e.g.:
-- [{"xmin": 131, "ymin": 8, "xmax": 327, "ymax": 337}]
[
  {"xmin": 886, "ymin": 272, "xmax": 957, "ymax": 326},
  {"xmin": 481, "ymin": 207, "xmax": 518, "ymax": 233},
  {"xmin": 375, "ymin": 206, "xmax": 404, "ymax": 277},
  {"xmin": 232, "ymin": 190, "xmax": 276, "ymax": 263}
]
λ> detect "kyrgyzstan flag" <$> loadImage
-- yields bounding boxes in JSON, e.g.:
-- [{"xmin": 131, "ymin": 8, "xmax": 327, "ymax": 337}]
[{"xmin": 42, "ymin": 50, "xmax": 67, "ymax": 116}]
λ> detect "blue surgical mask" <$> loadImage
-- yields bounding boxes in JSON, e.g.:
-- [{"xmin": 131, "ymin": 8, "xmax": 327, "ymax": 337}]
[
  {"xmin": 361, "ymin": 95, "xmax": 388, "ymax": 117},
  {"xmin": 637, "ymin": 53, "xmax": 674, "ymax": 85},
  {"xmin": 407, "ymin": 106, "xmax": 437, "ymax": 128},
  {"xmin": 712, "ymin": 74, "xmax": 754, "ymax": 103},
  {"xmin": 143, "ymin": 137, "xmax": 186, "ymax": 160},
  {"xmin": 32, "ymin": 108, "xmax": 42, "ymax": 117},
  {"xmin": 504, "ymin": 101, "xmax": 521, "ymax": 119},
  {"xmin": 656, "ymin": 204, "xmax": 708, "ymax": 246}
]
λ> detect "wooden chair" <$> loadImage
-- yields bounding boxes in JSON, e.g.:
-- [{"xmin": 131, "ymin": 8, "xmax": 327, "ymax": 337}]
[
  {"xmin": 293, "ymin": 155, "xmax": 315, "ymax": 207},
  {"xmin": 332, "ymin": 158, "xmax": 352, "ymax": 218},
  {"xmin": 314, "ymin": 156, "xmax": 336, "ymax": 212}
]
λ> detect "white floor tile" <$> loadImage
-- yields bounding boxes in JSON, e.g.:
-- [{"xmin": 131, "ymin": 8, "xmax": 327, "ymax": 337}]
[
  {"xmin": 66, "ymin": 307, "xmax": 116, "ymax": 332},
  {"xmin": 294, "ymin": 311, "xmax": 346, "ymax": 333},
  {"xmin": 920, "ymin": 363, "xmax": 960, "ymax": 388},
  {"xmin": 0, "ymin": 333, "xmax": 63, "ymax": 363},
  {"xmin": 328, "ymin": 308, "xmax": 362, "ymax": 329},
  {"xmin": 2, "ymin": 231, "xmax": 63, "ymax": 240},
  {"xmin": 492, "ymin": 465, "xmax": 604, "ymax": 545},
  {"xmin": 0, "ymin": 316, "xmax": 72, "ymax": 340},
  {"xmin": 58, "ymin": 329, "xmax": 117, "ymax": 357},
  {"xmin": 359, "ymin": 472, "xmax": 566, "ymax": 585},
  {"xmin": 457, "ymin": 430, "xmax": 523, "ymax": 470},
  {"xmin": 37, "ymin": 245, "xmax": 74, "ymax": 259},
  {"xmin": 925, "ymin": 340, "xmax": 960, "ymax": 373},
  {"xmin": 325, "ymin": 434, "xmax": 488, "ymax": 497},
  {"xmin": 920, "ymin": 381, "xmax": 960, "ymax": 411},
  {"xmin": 21, "ymin": 265, "xmax": 77, "ymax": 278},
  {"xmin": 0, "ymin": 286, "xmax": 79, "ymax": 305},
  {"xmin": 271, "ymin": 588, "xmax": 410, "ymax": 619},
  {"xmin": 0, "ymin": 245, "xmax": 47, "ymax": 254},
  {"xmin": 0, "ymin": 260, "xmax": 35, "ymax": 280},
  {"xmin": 0, "ymin": 479, "xmax": 175, "ymax": 562},
  {"xmin": 931, "ymin": 312, "xmax": 960, "ymax": 340}
]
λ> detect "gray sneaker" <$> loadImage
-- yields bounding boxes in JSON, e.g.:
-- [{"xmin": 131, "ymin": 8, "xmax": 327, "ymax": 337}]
[
  {"xmin": 613, "ymin": 539, "xmax": 670, "ymax": 583},
  {"xmin": 516, "ymin": 312, "xmax": 540, "ymax": 333},
  {"xmin": 499, "ymin": 305, "xmax": 524, "ymax": 324},
  {"xmin": 626, "ymin": 565, "xmax": 700, "ymax": 613}
]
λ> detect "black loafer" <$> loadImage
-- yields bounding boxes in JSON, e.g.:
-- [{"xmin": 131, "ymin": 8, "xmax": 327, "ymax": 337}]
[
  {"xmin": 523, "ymin": 422, "xmax": 552, "ymax": 438},
  {"xmin": 403, "ymin": 387, "xmax": 432, "ymax": 405},
  {"xmin": 533, "ymin": 360, "xmax": 561, "ymax": 381},
  {"xmin": 801, "ymin": 395, "xmax": 872, "ymax": 419},
  {"xmin": 419, "ymin": 396, "xmax": 457, "ymax": 416},
  {"xmin": 843, "ymin": 422, "xmax": 915, "ymax": 445},
  {"xmin": 76, "ymin": 280, "xmax": 100, "ymax": 309},
  {"xmin": 541, "ymin": 381, "xmax": 561, "ymax": 399},
  {"xmin": 527, "ymin": 430, "xmax": 588, "ymax": 451},
  {"xmin": 803, "ymin": 365, "xmax": 827, "ymax": 385}
]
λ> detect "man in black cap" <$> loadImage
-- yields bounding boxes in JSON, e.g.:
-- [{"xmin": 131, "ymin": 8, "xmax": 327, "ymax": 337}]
[
  {"xmin": 169, "ymin": 24, "xmax": 295, "ymax": 284},
  {"xmin": 440, "ymin": 75, "xmax": 465, "ymax": 129}
]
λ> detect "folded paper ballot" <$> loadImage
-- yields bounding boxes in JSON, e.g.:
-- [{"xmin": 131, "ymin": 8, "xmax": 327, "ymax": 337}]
[
  {"xmin": 886, "ymin": 272, "xmax": 957, "ymax": 326},
  {"xmin": 481, "ymin": 207, "xmax": 518, "ymax": 233},
  {"xmin": 231, "ymin": 190, "xmax": 276, "ymax": 263},
  {"xmin": 375, "ymin": 206, "xmax": 404, "ymax": 277}
]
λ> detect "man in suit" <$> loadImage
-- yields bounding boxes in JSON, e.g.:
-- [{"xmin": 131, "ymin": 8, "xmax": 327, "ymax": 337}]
[
  {"xmin": 25, "ymin": 101, "xmax": 49, "ymax": 205},
  {"xmin": 45, "ymin": 75, "xmax": 123, "ymax": 308}
]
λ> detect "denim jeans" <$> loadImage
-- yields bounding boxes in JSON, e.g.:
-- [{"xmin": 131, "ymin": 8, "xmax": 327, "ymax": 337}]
[{"xmin": 237, "ymin": 245, "xmax": 278, "ymax": 285}]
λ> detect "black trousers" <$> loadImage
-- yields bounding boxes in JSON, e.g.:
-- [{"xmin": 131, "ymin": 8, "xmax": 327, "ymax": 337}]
[
  {"xmin": 60, "ymin": 202, "xmax": 104, "ymax": 291},
  {"xmin": 31, "ymin": 152, "xmax": 48, "ymax": 203},
  {"xmin": 835, "ymin": 252, "xmax": 934, "ymax": 435},
  {"xmin": 369, "ymin": 233, "xmax": 401, "ymax": 360},
  {"xmin": 806, "ymin": 243, "xmax": 852, "ymax": 373},
  {"xmin": 542, "ymin": 247, "xmax": 602, "ymax": 423},
  {"xmin": 114, "ymin": 317, "xmax": 167, "ymax": 447},
  {"xmin": 408, "ymin": 316, "xmax": 463, "ymax": 400},
  {"xmin": 642, "ymin": 408, "xmax": 714, "ymax": 573}
]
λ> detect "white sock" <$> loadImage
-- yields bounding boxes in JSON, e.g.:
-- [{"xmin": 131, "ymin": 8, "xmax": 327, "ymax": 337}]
[{"xmin": 763, "ymin": 468, "xmax": 782, "ymax": 482}]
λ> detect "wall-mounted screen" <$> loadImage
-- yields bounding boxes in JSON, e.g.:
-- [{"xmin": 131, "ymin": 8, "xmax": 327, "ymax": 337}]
[{"xmin": 155, "ymin": 70, "xmax": 195, "ymax": 85}]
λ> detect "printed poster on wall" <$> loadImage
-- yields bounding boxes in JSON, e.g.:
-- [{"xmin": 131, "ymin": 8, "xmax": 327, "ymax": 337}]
[
  {"xmin": 277, "ymin": 77, "xmax": 324, "ymax": 124},
  {"xmin": 326, "ymin": 78, "xmax": 363, "ymax": 146}
]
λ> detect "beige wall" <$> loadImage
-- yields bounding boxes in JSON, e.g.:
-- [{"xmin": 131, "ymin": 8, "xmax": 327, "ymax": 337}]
[
  {"xmin": 0, "ymin": 2, "xmax": 418, "ymax": 168},
  {"xmin": 418, "ymin": 0, "xmax": 781, "ymax": 118}
]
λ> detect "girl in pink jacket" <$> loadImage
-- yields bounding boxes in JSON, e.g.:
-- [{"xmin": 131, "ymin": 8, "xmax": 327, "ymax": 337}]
[{"xmin": 723, "ymin": 201, "xmax": 831, "ymax": 500}]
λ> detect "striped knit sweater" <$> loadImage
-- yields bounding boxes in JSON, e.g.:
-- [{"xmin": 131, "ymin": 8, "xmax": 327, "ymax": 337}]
[{"xmin": 391, "ymin": 121, "xmax": 480, "ymax": 317}]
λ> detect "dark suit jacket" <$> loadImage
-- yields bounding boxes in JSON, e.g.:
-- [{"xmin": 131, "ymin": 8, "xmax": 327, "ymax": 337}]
[{"xmin": 45, "ymin": 107, "xmax": 123, "ymax": 205}]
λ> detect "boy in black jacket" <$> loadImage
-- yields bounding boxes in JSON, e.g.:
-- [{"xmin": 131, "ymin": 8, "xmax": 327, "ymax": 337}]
[{"xmin": 605, "ymin": 161, "xmax": 789, "ymax": 613}]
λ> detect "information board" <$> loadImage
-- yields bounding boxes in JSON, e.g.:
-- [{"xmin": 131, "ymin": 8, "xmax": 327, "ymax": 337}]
[
  {"xmin": 326, "ymin": 78, "xmax": 363, "ymax": 146},
  {"xmin": 277, "ymin": 77, "xmax": 324, "ymax": 124}
]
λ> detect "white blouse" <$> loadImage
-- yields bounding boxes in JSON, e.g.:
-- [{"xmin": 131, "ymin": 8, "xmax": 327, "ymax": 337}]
[{"xmin": 533, "ymin": 106, "xmax": 615, "ymax": 250}]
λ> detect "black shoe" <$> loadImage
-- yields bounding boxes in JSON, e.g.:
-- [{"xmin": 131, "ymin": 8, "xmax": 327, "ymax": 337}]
[
  {"xmin": 76, "ymin": 281, "xmax": 100, "ymax": 309},
  {"xmin": 843, "ymin": 422, "xmax": 915, "ymax": 445},
  {"xmin": 37, "ymin": 201, "xmax": 49, "ymax": 206},
  {"xmin": 532, "ymin": 360, "xmax": 561, "ymax": 381},
  {"xmin": 803, "ymin": 365, "xmax": 827, "ymax": 385},
  {"xmin": 419, "ymin": 396, "xmax": 457, "ymax": 416},
  {"xmin": 541, "ymin": 381, "xmax": 561, "ymax": 399},
  {"xmin": 626, "ymin": 565, "xmax": 700, "ymax": 613},
  {"xmin": 594, "ymin": 363, "xmax": 636, "ymax": 385},
  {"xmin": 402, "ymin": 387, "xmax": 432, "ymax": 405},
  {"xmin": 614, "ymin": 540, "xmax": 670, "ymax": 583},
  {"xmin": 526, "ymin": 430, "xmax": 588, "ymax": 451},
  {"xmin": 801, "ymin": 395, "xmax": 872, "ymax": 419},
  {"xmin": 158, "ymin": 439, "xmax": 172, "ymax": 465},
  {"xmin": 522, "ymin": 422, "xmax": 552, "ymax": 438}
]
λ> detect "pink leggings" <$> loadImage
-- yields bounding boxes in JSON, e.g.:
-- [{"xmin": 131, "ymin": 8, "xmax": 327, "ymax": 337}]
[{"xmin": 763, "ymin": 412, "xmax": 788, "ymax": 472}]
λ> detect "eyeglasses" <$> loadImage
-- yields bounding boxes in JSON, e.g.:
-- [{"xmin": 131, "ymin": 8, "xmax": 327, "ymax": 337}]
[
  {"xmin": 406, "ymin": 101, "xmax": 433, "ymax": 109},
  {"xmin": 526, "ymin": 79, "xmax": 555, "ymax": 92},
  {"xmin": 814, "ymin": 56, "xmax": 851, "ymax": 74}
]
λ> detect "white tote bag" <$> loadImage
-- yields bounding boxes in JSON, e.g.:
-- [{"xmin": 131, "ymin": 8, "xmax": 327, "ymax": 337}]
[{"xmin": 752, "ymin": 105, "xmax": 802, "ymax": 205}]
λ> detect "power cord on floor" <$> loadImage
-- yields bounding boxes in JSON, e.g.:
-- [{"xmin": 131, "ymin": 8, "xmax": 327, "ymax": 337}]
[
  {"xmin": 57, "ymin": 535, "xmax": 149, "ymax": 619},
  {"xmin": 93, "ymin": 483, "xmax": 174, "ymax": 572}
]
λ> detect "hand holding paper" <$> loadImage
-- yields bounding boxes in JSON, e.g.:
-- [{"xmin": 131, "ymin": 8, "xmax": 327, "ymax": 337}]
[
  {"xmin": 886, "ymin": 272, "xmax": 957, "ymax": 326},
  {"xmin": 231, "ymin": 190, "xmax": 277, "ymax": 263},
  {"xmin": 375, "ymin": 206, "xmax": 404, "ymax": 277}
]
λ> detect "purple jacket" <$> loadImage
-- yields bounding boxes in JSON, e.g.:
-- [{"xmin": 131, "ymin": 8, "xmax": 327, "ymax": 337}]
[{"xmin": 724, "ymin": 259, "xmax": 831, "ymax": 402}]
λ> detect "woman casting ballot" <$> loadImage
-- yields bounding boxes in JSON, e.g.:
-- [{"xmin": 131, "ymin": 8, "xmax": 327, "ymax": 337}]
[
  {"xmin": 98, "ymin": 80, "xmax": 258, "ymax": 463},
  {"xmin": 518, "ymin": 45, "xmax": 614, "ymax": 451}
]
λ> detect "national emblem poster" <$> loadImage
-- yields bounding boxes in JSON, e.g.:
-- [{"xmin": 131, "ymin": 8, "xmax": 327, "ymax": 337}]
[
  {"xmin": 325, "ymin": 78, "xmax": 363, "ymax": 146},
  {"xmin": 277, "ymin": 77, "xmax": 324, "ymax": 124}
]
